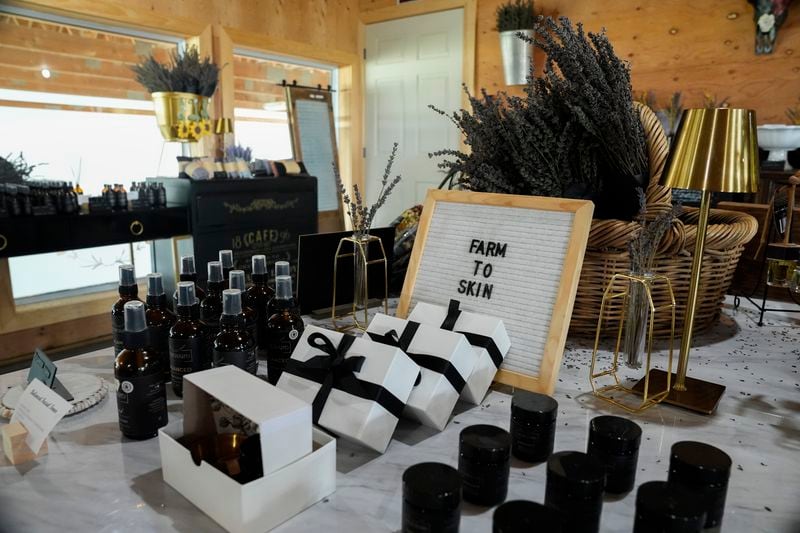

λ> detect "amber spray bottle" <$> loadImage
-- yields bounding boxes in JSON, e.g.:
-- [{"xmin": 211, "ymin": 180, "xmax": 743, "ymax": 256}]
[
  {"xmin": 248, "ymin": 255, "xmax": 274, "ymax": 360},
  {"xmin": 115, "ymin": 300, "xmax": 168, "ymax": 440},
  {"xmin": 229, "ymin": 270, "xmax": 258, "ymax": 348},
  {"xmin": 200, "ymin": 261, "xmax": 224, "ymax": 350},
  {"xmin": 213, "ymin": 289, "xmax": 257, "ymax": 374},
  {"xmin": 266, "ymin": 274, "xmax": 304, "ymax": 384},
  {"xmin": 169, "ymin": 282, "xmax": 207, "ymax": 397},
  {"xmin": 112, "ymin": 264, "xmax": 141, "ymax": 356},
  {"xmin": 145, "ymin": 273, "xmax": 176, "ymax": 383}
]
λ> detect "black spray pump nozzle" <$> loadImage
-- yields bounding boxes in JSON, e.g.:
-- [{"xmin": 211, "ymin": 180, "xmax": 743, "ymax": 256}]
[
  {"xmin": 275, "ymin": 261, "xmax": 290, "ymax": 278},
  {"xmin": 252, "ymin": 255, "xmax": 267, "ymax": 275},
  {"xmin": 147, "ymin": 273, "xmax": 164, "ymax": 296},
  {"xmin": 180, "ymin": 255, "xmax": 196, "ymax": 275},
  {"xmin": 123, "ymin": 301, "xmax": 147, "ymax": 333},
  {"xmin": 177, "ymin": 281, "xmax": 197, "ymax": 307},
  {"xmin": 208, "ymin": 261, "xmax": 223, "ymax": 283},
  {"xmin": 229, "ymin": 270, "xmax": 246, "ymax": 292},
  {"xmin": 275, "ymin": 275, "xmax": 293, "ymax": 300},
  {"xmin": 222, "ymin": 289, "xmax": 243, "ymax": 316},
  {"xmin": 119, "ymin": 264, "xmax": 136, "ymax": 286},
  {"xmin": 219, "ymin": 250, "xmax": 233, "ymax": 270}
]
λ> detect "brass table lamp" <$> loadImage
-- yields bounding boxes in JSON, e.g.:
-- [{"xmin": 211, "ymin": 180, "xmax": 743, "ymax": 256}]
[{"xmin": 634, "ymin": 108, "xmax": 759, "ymax": 414}]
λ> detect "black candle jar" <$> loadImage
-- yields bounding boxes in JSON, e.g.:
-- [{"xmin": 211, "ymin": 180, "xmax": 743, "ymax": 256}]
[
  {"xmin": 545, "ymin": 451, "xmax": 605, "ymax": 533},
  {"xmin": 510, "ymin": 390, "xmax": 558, "ymax": 463},
  {"xmin": 402, "ymin": 462, "xmax": 461, "ymax": 533},
  {"xmin": 458, "ymin": 424, "xmax": 511, "ymax": 506},
  {"xmin": 634, "ymin": 481, "xmax": 706, "ymax": 533},
  {"xmin": 493, "ymin": 500, "xmax": 563, "ymax": 533},
  {"xmin": 587, "ymin": 415, "xmax": 642, "ymax": 494},
  {"xmin": 668, "ymin": 441, "xmax": 732, "ymax": 529}
]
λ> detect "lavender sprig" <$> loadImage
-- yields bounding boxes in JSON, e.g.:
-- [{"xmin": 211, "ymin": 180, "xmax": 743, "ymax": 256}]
[{"xmin": 334, "ymin": 143, "xmax": 402, "ymax": 239}]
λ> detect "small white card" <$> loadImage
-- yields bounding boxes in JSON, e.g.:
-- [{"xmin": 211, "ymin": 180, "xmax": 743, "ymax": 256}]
[{"xmin": 10, "ymin": 378, "xmax": 71, "ymax": 453}]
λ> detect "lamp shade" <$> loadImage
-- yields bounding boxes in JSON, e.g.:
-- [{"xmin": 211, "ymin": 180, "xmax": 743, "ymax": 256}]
[
  {"xmin": 661, "ymin": 108, "xmax": 759, "ymax": 193},
  {"xmin": 214, "ymin": 117, "xmax": 234, "ymax": 134}
]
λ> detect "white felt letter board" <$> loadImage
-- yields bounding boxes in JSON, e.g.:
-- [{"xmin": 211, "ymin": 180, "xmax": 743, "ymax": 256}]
[{"xmin": 397, "ymin": 190, "xmax": 594, "ymax": 394}]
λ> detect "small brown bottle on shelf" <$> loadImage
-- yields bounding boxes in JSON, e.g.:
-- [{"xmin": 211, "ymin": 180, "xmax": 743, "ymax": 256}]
[
  {"xmin": 213, "ymin": 289, "xmax": 257, "ymax": 374},
  {"xmin": 169, "ymin": 282, "xmax": 207, "ymax": 397},
  {"xmin": 248, "ymin": 255, "xmax": 274, "ymax": 360},
  {"xmin": 266, "ymin": 260, "xmax": 291, "ymax": 317},
  {"xmin": 219, "ymin": 249, "xmax": 234, "ymax": 289},
  {"xmin": 145, "ymin": 273, "xmax": 176, "ymax": 383},
  {"xmin": 266, "ymin": 274, "xmax": 304, "ymax": 384},
  {"xmin": 229, "ymin": 270, "xmax": 258, "ymax": 348},
  {"xmin": 112, "ymin": 264, "xmax": 141, "ymax": 356},
  {"xmin": 173, "ymin": 255, "xmax": 205, "ymax": 306},
  {"xmin": 200, "ymin": 261, "xmax": 225, "ymax": 348},
  {"xmin": 115, "ymin": 300, "xmax": 168, "ymax": 440}
]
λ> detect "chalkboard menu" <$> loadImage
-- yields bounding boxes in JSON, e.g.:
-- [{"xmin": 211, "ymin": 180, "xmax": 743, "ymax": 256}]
[{"xmin": 188, "ymin": 177, "xmax": 318, "ymax": 282}]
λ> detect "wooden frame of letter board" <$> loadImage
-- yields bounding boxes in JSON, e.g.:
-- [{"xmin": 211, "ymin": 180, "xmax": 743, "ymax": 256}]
[{"xmin": 397, "ymin": 189, "xmax": 594, "ymax": 395}]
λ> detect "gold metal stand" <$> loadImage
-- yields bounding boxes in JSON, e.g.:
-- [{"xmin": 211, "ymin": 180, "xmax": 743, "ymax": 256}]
[
  {"xmin": 632, "ymin": 191, "xmax": 727, "ymax": 414},
  {"xmin": 590, "ymin": 273, "xmax": 676, "ymax": 413},
  {"xmin": 331, "ymin": 235, "xmax": 388, "ymax": 332}
]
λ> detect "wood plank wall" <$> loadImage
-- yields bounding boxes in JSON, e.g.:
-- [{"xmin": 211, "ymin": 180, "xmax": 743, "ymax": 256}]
[{"xmin": 363, "ymin": 0, "xmax": 800, "ymax": 124}]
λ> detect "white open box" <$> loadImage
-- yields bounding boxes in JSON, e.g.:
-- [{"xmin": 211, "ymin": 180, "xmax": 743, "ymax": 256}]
[{"xmin": 158, "ymin": 366, "xmax": 336, "ymax": 533}]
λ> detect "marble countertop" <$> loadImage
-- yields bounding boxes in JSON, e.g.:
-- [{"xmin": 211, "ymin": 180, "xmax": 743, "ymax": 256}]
[{"xmin": 1, "ymin": 297, "xmax": 799, "ymax": 532}]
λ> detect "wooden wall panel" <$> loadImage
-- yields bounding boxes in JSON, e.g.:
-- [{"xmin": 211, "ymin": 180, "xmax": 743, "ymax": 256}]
[
  {"xmin": 472, "ymin": 0, "xmax": 800, "ymax": 124},
  {"xmin": 362, "ymin": 0, "xmax": 800, "ymax": 124}
]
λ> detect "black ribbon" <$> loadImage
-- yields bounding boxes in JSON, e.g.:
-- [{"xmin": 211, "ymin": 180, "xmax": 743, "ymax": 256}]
[
  {"xmin": 283, "ymin": 332, "xmax": 405, "ymax": 423},
  {"xmin": 440, "ymin": 299, "xmax": 504, "ymax": 369},
  {"xmin": 367, "ymin": 321, "xmax": 467, "ymax": 393}
]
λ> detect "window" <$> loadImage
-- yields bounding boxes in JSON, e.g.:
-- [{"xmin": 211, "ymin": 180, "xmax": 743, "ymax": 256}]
[
  {"xmin": 0, "ymin": 11, "xmax": 182, "ymax": 302},
  {"xmin": 232, "ymin": 51, "xmax": 336, "ymax": 161}
]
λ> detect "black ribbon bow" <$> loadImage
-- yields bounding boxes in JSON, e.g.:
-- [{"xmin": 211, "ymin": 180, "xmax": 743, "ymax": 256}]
[
  {"xmin": 367, "ymin": 321, "xmax": 467, "ymax": 393},
  {"xmin": 440, "ymin": 299, "xmax": 504, "ymax": 370},
  {"xmin": 283, "ymin": 332, "xmax": 405, "ymax": 424}
]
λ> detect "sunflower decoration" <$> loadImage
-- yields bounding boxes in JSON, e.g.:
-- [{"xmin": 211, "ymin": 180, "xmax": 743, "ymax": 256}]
[
  {"xmin": 176, "ymin": 120, "xmax": 191, "ymax": 140},
  {"xmin": 187, "ymin": 120, "xmax": 205, "ymax": 140},
  {"xmin": 199, "ymin": 118, "xmax": 213, "ymax": 136}
]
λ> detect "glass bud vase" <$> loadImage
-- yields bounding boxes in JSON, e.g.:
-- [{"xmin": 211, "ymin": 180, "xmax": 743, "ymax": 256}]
[
  {"xmin": 623, "ymin": 272, "xmax": 653, "ymax": 369},
  {"xmin": 352, "ymin": 233, "xmax": 370, "ymax": 311}
]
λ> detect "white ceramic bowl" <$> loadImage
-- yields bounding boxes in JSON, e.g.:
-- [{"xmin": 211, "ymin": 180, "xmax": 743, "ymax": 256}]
[{"xmin": 757, "ymin": 125, "xmax": 800, "ymax": 168}]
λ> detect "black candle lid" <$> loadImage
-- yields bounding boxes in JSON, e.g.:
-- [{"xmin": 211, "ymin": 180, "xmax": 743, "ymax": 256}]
[
  {"xmin": 511, "ymin": 390, "xmax": 558, "ymax": 423},
  {"xmin": 403, "ymin": 462, "xmax": 461, "ymax": 511},
  {"xmin": 493, "ymin": 500, "xmax": 563, "ymax": 532},
  {"xmin": 589, "ymin": 415, "xmax": 642, "ymax": 453},
  {"xmin": 636, "ymin": 481, "xmax": 706, "ymax": 530},
  {"xmin": 547, "ymin": 451, "xmax": 605, "ymax": 496},
  {"xmin": 460, "ymin": 424, "xmax": 511, "ymax": 463},
  {"xmin": 669, "ymin": 441, "xmax": 732, "ymax": 485}
]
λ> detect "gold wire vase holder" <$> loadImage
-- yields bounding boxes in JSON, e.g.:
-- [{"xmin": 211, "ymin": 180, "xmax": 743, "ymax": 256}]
[
  {"xmin": 589, "ymin": 272, "xmax": 676, "ymax": 413},
  {"xmin": 331, "ymin": 234, "xmax": 389, "ymax": 332}
]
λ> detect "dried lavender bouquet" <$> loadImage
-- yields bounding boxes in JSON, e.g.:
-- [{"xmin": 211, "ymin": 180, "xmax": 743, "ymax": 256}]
[{"xmin": 334, "ymin": 142, "xmax": 402, "ymax": 239}]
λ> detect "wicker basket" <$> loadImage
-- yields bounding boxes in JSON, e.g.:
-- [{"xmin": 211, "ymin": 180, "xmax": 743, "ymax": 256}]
[{"xmin": 569, "ymin": 104, "xmax": 759, "ymax": 338}]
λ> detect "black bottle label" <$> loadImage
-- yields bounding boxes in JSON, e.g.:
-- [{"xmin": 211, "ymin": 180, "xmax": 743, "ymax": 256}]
[
  {"xmin": 169, "ymin": 337, "xmax": 205, "ymax": 395},
  {"xmin": 266, "ymin": 328, "xmax": 301, "ymax": 384},
  {"xmin": 115, "ymin": 372, "xmax": 167, "ymax": 438},
  {"xmin": 112, "ymin": 321, "xmax": 124, "ymax": 356},
  {"xmin": 214, "ymin": 346, "xmax": 257, "ymax": 375}
]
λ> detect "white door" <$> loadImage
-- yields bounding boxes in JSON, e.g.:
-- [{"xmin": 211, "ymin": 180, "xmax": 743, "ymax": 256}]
[{"xmin": 365, "ymin": 9, "xmax": 463, "ymax": 227}]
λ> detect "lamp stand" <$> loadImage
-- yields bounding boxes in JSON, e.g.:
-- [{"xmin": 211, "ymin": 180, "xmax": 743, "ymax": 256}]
[{"xmin": 633, "ymin": 190, "xmax": 726, "ymax": 414}]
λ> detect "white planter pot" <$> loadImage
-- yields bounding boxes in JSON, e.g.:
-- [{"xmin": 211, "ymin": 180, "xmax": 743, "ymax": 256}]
[{"xmin": 499, "ymin": 29, "xmax": 534, "ymax": 86}]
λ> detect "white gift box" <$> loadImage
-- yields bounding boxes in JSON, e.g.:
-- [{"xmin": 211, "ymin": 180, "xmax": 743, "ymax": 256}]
[
  {"xmin": 365, "ymin": 313, "xmax": 477, "ymax": 431},
  {"xmin": 409, "ymin": 300, "xmax": 511, "ymax": 405},
  {"xmin": 159, "ymin": 366, "xmax": 335, "ymax": 533},
  {"xmin": 276, "ymin": 325, "xmax": 419, "ymax": 453}
]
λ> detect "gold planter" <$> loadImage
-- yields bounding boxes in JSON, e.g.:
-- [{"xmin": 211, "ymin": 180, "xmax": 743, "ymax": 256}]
[{"xmin": 151, "ymin": 91, "xmax": 212, "ymax": 142}]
